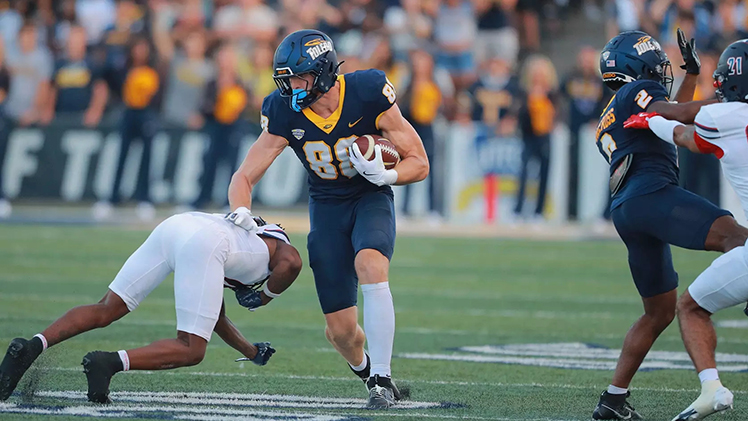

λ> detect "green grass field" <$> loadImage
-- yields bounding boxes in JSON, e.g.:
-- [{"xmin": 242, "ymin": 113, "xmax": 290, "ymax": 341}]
[{"xmin": 1, "ymin": 223, "xmax": 747, "ymax": 421}]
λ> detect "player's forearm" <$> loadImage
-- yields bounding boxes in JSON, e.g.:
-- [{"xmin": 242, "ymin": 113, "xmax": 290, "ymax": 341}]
[
  {"xmin": 673, "ymin": 73, "xmax": 698, "ymax": 104},
  {"xmin": 262, "ymin": 243, "xmax": 302, "ymax": 305},
  {"xmin": 393, "ymin": 155, "xmax": 430, "ymax": 185},
  {"xmin": 214, "ymin": 315, "xmax": 257, "ymax": 358},
  {"xmin": 648, "ymin": 99, "xmax": 715, "ymax": 124},
  {"xmin": 673, "ymin": 125, "xmax": 702, "ymax": 153},
  {"xmin": 228, "ymin": 173, "xmax": 254, "ymax": 211}
]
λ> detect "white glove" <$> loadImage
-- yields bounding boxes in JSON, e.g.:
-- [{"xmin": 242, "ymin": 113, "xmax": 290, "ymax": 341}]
[
  {"xmin": 348, "ymin": 143, "xmax": 398, "ymax": 187},
  {"xmin": 225, "ymin": 206, "xmax": 259, "ymax": 232}
]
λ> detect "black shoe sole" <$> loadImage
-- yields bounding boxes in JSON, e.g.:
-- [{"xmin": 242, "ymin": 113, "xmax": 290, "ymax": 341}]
[
  {"xmin": 0, "ymin": 338, "xmax": 37, "ymax": 401},
  {"xmin": 81, "ymin": 352, "xmax": 115, "ymax": 404}
]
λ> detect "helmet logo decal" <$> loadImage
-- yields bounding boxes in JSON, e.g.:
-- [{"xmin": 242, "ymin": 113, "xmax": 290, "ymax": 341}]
[
  {"xmin": 633, "ymin": 36, "xmax": 661, "ymax": 56},
  {"xmin": 304, "ymin": 38, "xmax": 326, "ymax": 46},
  {"xmin": 606, "ymin": 59, "xmax": 616, "ymax": 67},
  {"xmin": 602, "ymin": 51, "xmax": 610, "ymax": 60},
  {"xmin": 306, "ymin": 40, "xmax": 333, "ymax": 60}
]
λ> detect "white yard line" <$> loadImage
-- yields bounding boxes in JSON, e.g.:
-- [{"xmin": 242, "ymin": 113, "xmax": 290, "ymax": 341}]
[
  {"xmin": 36, "ymin": 390, "xmax": 442, "ymax": 410},
  {"xmin": 38, "ymin": 367, "xmax": 748, "ymax": 395},
  {"xmin": 0, "ymin": 402, "xmax": 354, "ymax": 421},
  {"xmin": 0, "ymin": 401, "xmax": 578, "ymax": 421}
]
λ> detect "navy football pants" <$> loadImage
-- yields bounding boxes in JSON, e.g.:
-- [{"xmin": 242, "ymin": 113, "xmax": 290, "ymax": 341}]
[
  {"xmin": 612, "ymin": 184, "xmax": 731, "ymax": 297},
  {"xmin": 307, "ymin": 190, "xmax": 396, "ymax": 314}
]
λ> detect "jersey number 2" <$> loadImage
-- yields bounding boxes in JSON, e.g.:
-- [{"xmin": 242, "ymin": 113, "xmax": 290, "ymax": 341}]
[
  {"xmin": 635, "ymin": 90, "xmax": 653, "ymax": 109},
  {"xmin": 303, "ymin": 136, "xmax": 359, "ymax": 179}
]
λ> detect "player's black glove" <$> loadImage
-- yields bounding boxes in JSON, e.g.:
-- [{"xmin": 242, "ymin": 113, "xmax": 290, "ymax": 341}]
[
  {"xmin": 234, "ymin": 285, "xmax": 263, "ymax": 311},
  {"xmin": 235, "ymin": 342, "xmax": 276, "ymax": 366},
  {"xmin": 677, "ymin": 28, "xmax": 700, "ymax": 75}
]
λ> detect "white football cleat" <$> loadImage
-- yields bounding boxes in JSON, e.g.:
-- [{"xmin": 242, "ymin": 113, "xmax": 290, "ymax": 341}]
[{"xmin": 672, "ymin": 381, "xmax": 734, "ymax": 421}]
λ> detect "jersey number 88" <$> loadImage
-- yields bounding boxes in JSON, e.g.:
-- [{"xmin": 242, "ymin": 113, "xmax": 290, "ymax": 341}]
[{"xmin": 303, "ymin": 136, "xmax": 359, "ymax": 179}]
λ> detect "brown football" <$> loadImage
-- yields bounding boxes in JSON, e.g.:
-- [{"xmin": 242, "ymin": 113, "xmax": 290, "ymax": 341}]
[{"xmin": 353, "ymin": 135, "xmax": 400, "ymax": 169}]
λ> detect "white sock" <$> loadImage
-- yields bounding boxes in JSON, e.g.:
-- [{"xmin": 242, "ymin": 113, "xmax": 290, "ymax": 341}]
[
  {"xmin": 349, "ymin": 352, "xmax": 368, "ymax": 372},
  {"xmin": 362, "ymin": 282, "xmax": 395, "ymax": 378},
  {"xmin": 698, "ymin": 368, "xmax": 719, "ymax": 384},
  {"xmin": 607, "ymin": 385, "xmax": 628, "ymax": 395},
  {"xmin": 118, "ymin": 350, "xmax": 130, "ymax": 371},
  {"xmin": 33, "ymin": 334, "xmax": 48, "ymax": 351}
]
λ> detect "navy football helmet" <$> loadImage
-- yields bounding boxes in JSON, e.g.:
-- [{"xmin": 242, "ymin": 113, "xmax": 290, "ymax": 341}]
[
  {"xmin": 600, "ymin": 31, "xmax": 673, "ymax": 94},
  {"xmin": 714, "ymin": 39, "xmax": 748, "ymax": 103},
  {"xmin": 273, "ymin": 29, "xmax": 340, "ymax": 112}
]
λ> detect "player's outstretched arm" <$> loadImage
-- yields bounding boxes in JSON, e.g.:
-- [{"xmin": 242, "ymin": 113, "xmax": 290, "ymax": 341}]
[
  {"xmin": 228, "ymin": 130, "xmax": 287, "ymax": 211},
  {"xmin": 672, "ymin": 28, "xmax": 700, "ymax": 104},
  {"xmin": 214, "ymin": 301, "xmax": 259, "ymax": 358},
  {"xmin": 671, "ymin": 125, "xmax": 702, "ymax": 153},
  {"xmin": 647, "ymin": 99, "xmax": 716, "ymax": 124},
  {"xmin": 624, "ymin": 112, "xmax": 702, "ymax": 153},
  {"xmin": 645, "ymin": 28, "xmax": 716, "ymax": 124},
  {"xmin": 378, "ymin": 103, "xmax": 430, "ymax": 185}
]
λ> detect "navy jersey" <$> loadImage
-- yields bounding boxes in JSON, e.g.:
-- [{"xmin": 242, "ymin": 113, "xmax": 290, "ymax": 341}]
[
  {"xmin": 595, "ymin": 79, "xmax": 679, "ymax": 209},
  {"xmin": 261, "ymin": 69, "xmax": 397, "ymax": 200}
]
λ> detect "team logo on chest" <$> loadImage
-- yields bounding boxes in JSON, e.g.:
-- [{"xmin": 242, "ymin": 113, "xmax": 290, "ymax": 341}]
[{"xmin": 292, "ymin": 129, "xmax": 305, "ymax": 140}]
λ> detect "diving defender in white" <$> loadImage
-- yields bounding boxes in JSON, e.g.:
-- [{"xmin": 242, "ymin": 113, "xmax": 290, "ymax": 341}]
[
  {"xmin": 624, "ymin": 39, "xmax": 748, "ymax": 421},
  {"xmin": 0, "ymin": 212, "xmax": 302, "ymax": 404}
]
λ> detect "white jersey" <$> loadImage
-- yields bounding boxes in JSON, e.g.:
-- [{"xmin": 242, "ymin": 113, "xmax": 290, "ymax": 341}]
[
  {"xmin": 179, "ymin": 212, "xmax": 290, "ymax": 288},
  {"xmin": 108, "ymin": 212, "xmax": 291, "ymax": 341},
  {"xmin": 694, "ymin": 102, "xmax": 748, "ymax": 219}
]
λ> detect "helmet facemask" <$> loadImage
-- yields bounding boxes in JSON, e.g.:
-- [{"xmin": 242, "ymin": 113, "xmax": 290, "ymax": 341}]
[
  {"xmin": 274, "ymin": 72, "xmax": 323, "ymax": 112},
  {"xmin": 655, "ymin": 60, "xmax": 674, "ymax": 97}
]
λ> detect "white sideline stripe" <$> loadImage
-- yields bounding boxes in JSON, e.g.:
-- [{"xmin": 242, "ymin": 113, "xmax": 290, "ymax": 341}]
[
  {"xmin": 460, "ymin": 343, "xmax": 748, "ymax": 363},
  {"xmin": 0, "ymin": 402, "xmax": 571, "ymax": 421},
  {"xmin": 395, "ymin": 287, "xmax": 642, "ymax": 305},
  {"xmin": 716, "ymin": 320, "xmax": 748, "ymax": 328},
  {"xmin": 36, "ymin": 390, "xmax": 441, "ymax": 409},
  {"xmin": 39, "ymin": 367, "xmax": 748, "ymax": 395},
  {"xmin": 398, "ymin": 352, "xmax": 748, "ymax": 372},
  {"xmin": 0, "ymin": 402, "xmax": 351, "ymax": 421}
]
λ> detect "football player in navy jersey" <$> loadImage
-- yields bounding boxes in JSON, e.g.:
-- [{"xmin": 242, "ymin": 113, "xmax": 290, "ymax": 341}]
[
  {"xmin": 591, "ymin": 29, "xmax": 748, "ymax": 420},
  {"xmin": 226, "ymin": 29, "xmax": 429, "ymax": 409}
]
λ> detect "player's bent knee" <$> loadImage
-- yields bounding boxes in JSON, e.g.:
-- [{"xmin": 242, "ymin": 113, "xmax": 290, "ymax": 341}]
[
  {"xmin": 354, "ymin": 249, "xmax": 389, "ymax": 284},
  {"xmin": 325, "ymin": 308, "xmax": 361, "ymax": 347},
  {"xmin": 184, "ymin": 349, "xmax": 205, "ymax": 367},
  {"xmin": 176, "ymin": 333, "xmax": 207, "ymax": 367},
  {"xmin": 706, "ymin": 216, "xmax": 748, "ymax": 252},
  {"xmin": 677, "ymin": 291, "xmax": 701, "ymax": 315}
]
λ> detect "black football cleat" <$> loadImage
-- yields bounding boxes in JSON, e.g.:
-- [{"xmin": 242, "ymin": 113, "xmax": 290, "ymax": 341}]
[
  {"xmin": 593, "ymin": 391, "xmax": 642, "ymax": 420},
  {"xmin": 366, "ymin": 374, "xmax": 399, "ymax": 409},
  {"xmin": 81, "ymin": 351, "xmax": 121, "ymax": 404},
  {"xmin": 349, "ymin": 352, "xmax": 371, "ymax": 383},
  {"xmin": 0, "ymin": 338, "xmax": 43, "ymax": 400}
]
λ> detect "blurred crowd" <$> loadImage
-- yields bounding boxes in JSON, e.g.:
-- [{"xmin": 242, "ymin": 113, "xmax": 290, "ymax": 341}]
[{"xmin": 0, "ymin": 0, "xmax": 732, "ymax": 223}]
